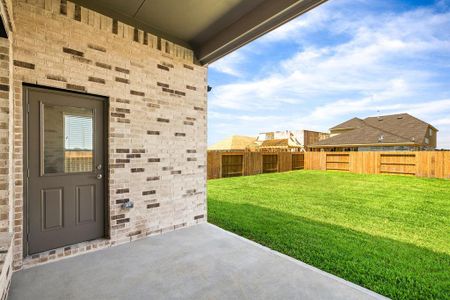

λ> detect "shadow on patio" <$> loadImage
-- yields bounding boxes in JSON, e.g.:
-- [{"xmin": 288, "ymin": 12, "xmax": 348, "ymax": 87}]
[{"xmin": 9, "ymin": 223, "xmax": 384, "ymax": 300}]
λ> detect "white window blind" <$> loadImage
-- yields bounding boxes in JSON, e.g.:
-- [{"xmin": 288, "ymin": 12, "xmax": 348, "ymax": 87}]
[{"xmin": 64, "ymin": 114, "xmax": 93, "ymax": 150}]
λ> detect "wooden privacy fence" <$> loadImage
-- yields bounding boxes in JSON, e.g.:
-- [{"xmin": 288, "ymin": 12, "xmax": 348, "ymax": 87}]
[
  {"xmin": 207, "ymin": 151, "xmax": 450, "ymax": 180},
  {"xmin": 207, "ymin": 151, "xmax": 305, "ymax": 179}
]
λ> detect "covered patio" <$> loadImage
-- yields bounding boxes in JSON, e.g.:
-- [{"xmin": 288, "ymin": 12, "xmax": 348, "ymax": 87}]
[
  {"xmin": 0, "ymin": 0, "xmax": 388, "ymax": 298},
  {"xmin": 9, "ymin": 223, "xmax": 384, "ymax": 300}
]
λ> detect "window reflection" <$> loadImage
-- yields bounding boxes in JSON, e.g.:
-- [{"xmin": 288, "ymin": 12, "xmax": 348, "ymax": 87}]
[{"xmin": 43, "ymin": 104, "xmax": 94, "ymax": 174}]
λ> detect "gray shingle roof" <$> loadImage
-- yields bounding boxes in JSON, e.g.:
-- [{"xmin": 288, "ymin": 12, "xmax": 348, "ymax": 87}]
[
  {"xmin": 313, "ymin": 113, "xmax": 436, "ymax": 147},
  {"xmin": 330, "ymin": 117, "xmax": 364, "ymax": 130}
]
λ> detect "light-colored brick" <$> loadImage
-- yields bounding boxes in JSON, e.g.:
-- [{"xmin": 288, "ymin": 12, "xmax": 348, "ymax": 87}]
[{"xmin": 0, "ymin": 0, "xmax": 207, "ymax": 283}]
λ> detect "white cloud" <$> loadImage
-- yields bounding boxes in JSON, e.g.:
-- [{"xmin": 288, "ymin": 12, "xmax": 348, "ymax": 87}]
[
  {"xmin": 209, "ymin": 74, "xmax": 304, "ymax": 110},
  {"xmin": 434, "ymin": 118, "xmax": 450, "ymax": 126},
  {"xmin": 208, "ymin": 51, "xmax": 245, "ymax": 77},
  {"xmin": 211, "ymin": 7, "xmax": 450, "ymax": 109},
  {"xmin": 208, "ymin": 1, "xmax": 450, "ymax": 148},
  {"xmin": 208, "ymin": 112, "xmax": 327, "ymax": 145},
  {"xmin": 311, "ymin": 98, "xmax": 450, "ymax": 125},
  {"xmin": 259, "ymin": 4, "xmax": 333, "ymax": 42}
]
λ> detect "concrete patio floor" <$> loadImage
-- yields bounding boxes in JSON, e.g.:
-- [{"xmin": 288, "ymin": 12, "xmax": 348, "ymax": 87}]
[{"xmin": 9, "ymin": 223, "xmax": 385, "ymax": 300}]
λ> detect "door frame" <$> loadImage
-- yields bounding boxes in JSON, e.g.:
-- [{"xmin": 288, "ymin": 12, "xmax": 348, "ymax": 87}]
[{"xmin": 22, "ymin": 84, "xmax": 110, "ymax": 257}]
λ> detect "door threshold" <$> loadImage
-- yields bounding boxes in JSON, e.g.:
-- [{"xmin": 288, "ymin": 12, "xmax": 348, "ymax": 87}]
[{"xmin": 22, "ymin": 238, "xmax": 111, "ymax": 270}]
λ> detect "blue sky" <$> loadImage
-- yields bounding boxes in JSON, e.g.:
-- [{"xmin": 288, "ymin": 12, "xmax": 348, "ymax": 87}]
[{"xmin": 207, "ymin": 0, "xmax": 450, "ymax": 149}]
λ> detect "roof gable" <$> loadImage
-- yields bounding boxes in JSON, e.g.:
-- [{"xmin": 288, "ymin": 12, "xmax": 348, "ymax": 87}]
[
  {"xmin": 208, "ymin": 135, "xmax": 256, "ymax": 150},
  {"xmin": 260, "ymin": 136, "xmax": 303, "ymax": 148},
  {"xmin": 261, "ymin": 139, "xmax": 289, "ymax": 147},
  {"xmin": 330, "ymin": 118, "xmax": 364, "ymax": 130}
]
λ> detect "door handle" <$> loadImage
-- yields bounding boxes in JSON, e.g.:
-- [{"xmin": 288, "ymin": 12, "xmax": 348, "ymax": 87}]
[{"xmin": 96, "ymin": 174, "xmax": 103, "ymax": 180}]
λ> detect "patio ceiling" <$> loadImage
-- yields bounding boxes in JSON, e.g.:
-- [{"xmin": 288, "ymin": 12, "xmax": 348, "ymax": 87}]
[{"xmin": 71, "ymin": 0, "xmax": 327, "ymax": 65}]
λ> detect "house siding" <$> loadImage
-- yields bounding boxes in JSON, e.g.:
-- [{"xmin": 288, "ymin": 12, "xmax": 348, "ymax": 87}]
[
  {"xmin": 426, "ymin": 126, "xmax": 437, "ymax": 149},
  {"xmin": 0, "ymin": 0, "xmax": 207, "ymax": 276}
]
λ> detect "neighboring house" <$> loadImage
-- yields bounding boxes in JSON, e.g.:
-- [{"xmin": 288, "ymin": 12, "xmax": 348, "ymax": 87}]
[
  {"xmin": 258, "ymin": 137, "xmax": 303, "ymax": 152},
  {"xmin": 310, "ymin": 113, "xmax": 438, "ymax": 151},
  {"xmin": 208, "ymin": 136, "xmax": 256, "ymax": 151},
  {"xmin": 257, "ymin": 130, "xmax": 329, "ymax": 151},
  {"xmin": 208, "ymin": 130, "xmax": 330, "ymax": 152}
]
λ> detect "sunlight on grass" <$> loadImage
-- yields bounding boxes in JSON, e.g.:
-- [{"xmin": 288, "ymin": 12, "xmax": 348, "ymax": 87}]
[{"xmin": 208, "ymin": 171, "xmax": 450, "ymax": 299}]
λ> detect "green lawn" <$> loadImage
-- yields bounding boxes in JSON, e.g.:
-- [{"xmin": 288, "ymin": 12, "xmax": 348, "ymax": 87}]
[{"xmin": 207, "ymin": 171, "xmax": 450, "ymax": 300}]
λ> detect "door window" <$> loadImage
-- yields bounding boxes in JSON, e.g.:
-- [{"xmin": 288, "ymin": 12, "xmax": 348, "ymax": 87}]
[{"xmin": 42, "ymin": 104, "xmax": 94, "ymax": 174}]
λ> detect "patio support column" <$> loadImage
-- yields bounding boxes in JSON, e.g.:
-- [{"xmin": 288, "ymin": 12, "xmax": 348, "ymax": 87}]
[{"xmin": 0, "ymin": 11, "xmax": 14, "ymax": 297}]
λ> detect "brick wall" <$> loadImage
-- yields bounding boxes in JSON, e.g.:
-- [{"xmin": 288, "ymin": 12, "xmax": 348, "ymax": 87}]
[
  {"xmin": 0, "ymin": 38, "xmax": 9, "ymax": 233},
  {"xmin": 9, "ymin": 0, "xmax": 208, "ymax": 269},
  {"xmin": 0, "ymin": 8, "xmax": 14, "ymax": 295}
]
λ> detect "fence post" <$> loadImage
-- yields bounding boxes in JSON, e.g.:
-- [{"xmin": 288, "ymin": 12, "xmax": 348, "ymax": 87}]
[{"xmin": 445, "ymin": 151, "xmax": 450, "ymax": 179}]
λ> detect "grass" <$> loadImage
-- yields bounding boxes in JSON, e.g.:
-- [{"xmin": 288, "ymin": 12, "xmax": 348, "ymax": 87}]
[{"xmin": 207, "ymin": 170, "xmax": 450, "ymax": 299}]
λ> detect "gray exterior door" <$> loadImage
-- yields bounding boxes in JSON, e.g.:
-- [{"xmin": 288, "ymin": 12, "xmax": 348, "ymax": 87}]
[{"xmin": 25, "ymin": 86, "xmax": 105, "ymax": 255}]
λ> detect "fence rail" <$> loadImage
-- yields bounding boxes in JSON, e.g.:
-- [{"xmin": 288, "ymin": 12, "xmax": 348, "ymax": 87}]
[{"xmin": 207, "ymin": 151, "xmax": 450, "ymax": 180}]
